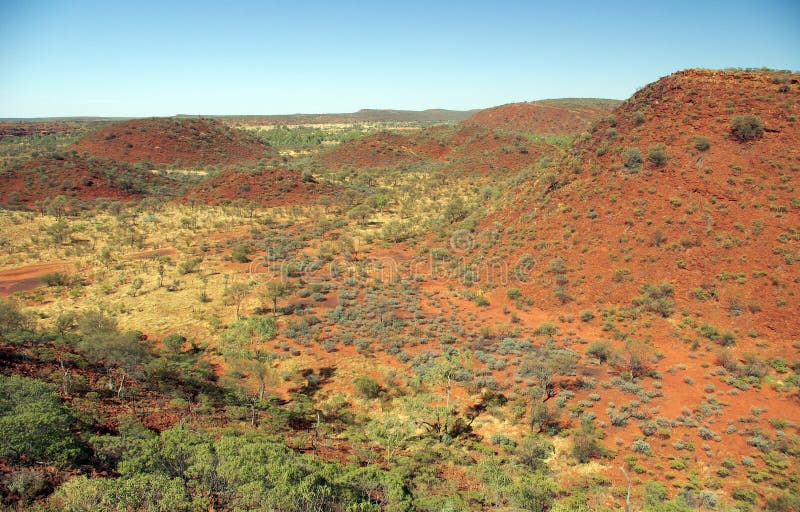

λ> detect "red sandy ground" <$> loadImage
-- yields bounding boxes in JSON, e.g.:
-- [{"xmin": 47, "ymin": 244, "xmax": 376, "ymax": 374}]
[
  {"xmin": 72, "ymin": 118, "xmax": 274, "ymax": 166},
  {"xmin": 180, "ymin": 167, "xmax": 339, "ymax": 207},
  {"xmin": 0, "ymin": 155, "xmax": 165, "ymax": 207}
]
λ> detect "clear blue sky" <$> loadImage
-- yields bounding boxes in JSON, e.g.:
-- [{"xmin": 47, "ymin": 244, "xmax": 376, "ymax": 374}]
[{"xmin": 1, "ymin": 0, "xmax": 798, "ymax": 117}]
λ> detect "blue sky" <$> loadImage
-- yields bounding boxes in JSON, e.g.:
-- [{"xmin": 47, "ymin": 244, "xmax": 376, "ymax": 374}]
[{"xmin": 1, "ymin": 0, "xmax": 798, "ymax": 117}]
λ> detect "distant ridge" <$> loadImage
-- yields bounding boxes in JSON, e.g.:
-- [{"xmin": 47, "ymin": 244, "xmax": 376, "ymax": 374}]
[{"xmin": 210, "ymin": 109, "xmax": 480, "ymax": 126}]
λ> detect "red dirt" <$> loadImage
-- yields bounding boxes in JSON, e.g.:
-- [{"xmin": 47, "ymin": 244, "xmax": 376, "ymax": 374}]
[
  {"xmin": 72, "ymin": 117, "xmax": 274, "ymax": 166},
  {"xmin": 181, "ymin": 167, "xmax": 338, "ymax": 207},
  {"xmin": 0, "ymin": 154, "xmax": 165, "ymax": 207},
  {"xmin": 463, "ymin": 99, "xmax": 620, "ymax": 134},
  {"xmin": 0, "ymin": 262, "xmax": 75, "ymax": 296}
]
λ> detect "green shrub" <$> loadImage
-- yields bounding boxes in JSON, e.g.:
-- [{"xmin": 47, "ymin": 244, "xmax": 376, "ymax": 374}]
[
  {"xmin": 352, "ymin": 375, "xmax": 381, "ymax": 399},
  {"xmin": 692, "ymin": 136, "xmax": 710, "ymax": 151},
  {"xmin": 647, "ymin": 144, "xmax": 667, "ymax": 167},
  {"xmin": 533, "ymin": 322, "xmax": 557, "ymax": 336},
  {"xmin": 0, "ymin": 375, "xmax": 79, "ymax": 467},
  {"xmin": 732, "ymin": 488, "xmax": 758, "ymax": 504},
  {"xmin": 579, "ymin": 309, "xmax": 595, "ymax": 322},
  {"xmin": 586, "ymin": 340, "xmax": 613, "ymax": 363},
  {"xmin": 516, "ymin": 434, "xmax": 554, "ymax": 471},
  {"xmin": 231, "ymin": 244, "xmax": 251, "ymax": 263},
  {"xmin": 632, "ymin": 439, "xmax": 651, "ymax": 454},
  {"xmin": 41, "ymin": 272, "xmax": 74, "ymax": 287},
  {"xmin": 622, "ymin": 147, "xmax": 642, "ymax": 169},
  {"xmin": 730, "ymin": 115, "xmax": 764, "ymax": 142},
  {"xmin": 572, "ymin": 429, "xmax": 602, "ymax": 463},
  {"xmin": 633, "ymin": 282, "xmax": 675, "ymax": 318},
  {"xmin": 161, "ymin": 334, "xmax": 186, "ymax": 355},
  {"xmin": 0, "ymin": 298, "xmax": 31, "ymax": 334}
]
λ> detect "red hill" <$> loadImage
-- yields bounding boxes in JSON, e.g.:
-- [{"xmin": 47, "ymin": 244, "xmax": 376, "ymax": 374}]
[
  {"xmin": 182, "ymin": 167, "xmax": 337, "ymax": 207},
  {"xmin": 464, "ymin": 98, "xmax": 620, "ymax": 134},
  {"xmin": 0, "ymin": 154, "xmax": 165, "ymax": 208},
  {"xmin": 72, "ymin": 117, "xmax": 274, "ymax": 166},
  {"xmin": 484, "ymin": 68, "xmax": 800, "ymax": 340}
]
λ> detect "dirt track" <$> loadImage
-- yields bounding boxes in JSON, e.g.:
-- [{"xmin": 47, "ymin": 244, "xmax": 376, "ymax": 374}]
[{"xmin": 0, "ymin": 262, "xmax": 74, "ymax": 296}]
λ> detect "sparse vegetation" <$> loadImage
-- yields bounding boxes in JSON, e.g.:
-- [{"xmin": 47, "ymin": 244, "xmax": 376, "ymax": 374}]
[{"xmin": 0, "ymin": 66, "xmax": 798, "ymax": 511}]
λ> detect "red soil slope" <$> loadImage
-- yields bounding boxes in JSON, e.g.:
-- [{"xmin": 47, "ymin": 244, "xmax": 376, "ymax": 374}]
[
  {"xmin": 464, "ymin": 98, "xmax": 620, "ymax": 134},
  {"xmin": 72, "ymin": 118, "xmax": 274, "ymax": 166},
  {"xmin": 458, "ymin": 68, "xmax": 800, "ymax": 499},
  {"xmin": 437, "ymin": 125, "xmax": 553, "ymax": 173},
  {"xmin": 182, "ymin": 167, "xmax": 337, "ymax": 207},
  {"xmin": 485, "ymin": 68, "xmax": 800, "ymax": 339},
  {"xmin": 0, "ymin": 155, "xmax": 165, "ymax": 207}
]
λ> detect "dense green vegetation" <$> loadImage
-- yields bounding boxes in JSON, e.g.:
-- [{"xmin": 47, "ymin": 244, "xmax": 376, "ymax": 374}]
[{"xmin": 252, "ymin": 124, "xmax": 406, "ymax": 148}]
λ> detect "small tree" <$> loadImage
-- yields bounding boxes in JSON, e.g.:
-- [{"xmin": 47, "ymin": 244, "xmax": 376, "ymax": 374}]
[
  {"xmin": 161, "ymin": 334, "xmax": 186, "ymax": 356},
  {"xmin": 529, "ymin": 402, "xmax": 561, "ymax": 433},
  {"xmin": 0, "ymin": 299, "xmax": 31, "ymax": 334},
  {"xmin": 572, "ymin": 424, "xmax": 603, "ymax": 463},
  {"xmin": 366, "ymin": 413, "xmax": 414, "ymax": 462},
  {"xmin": 223, "ymin": 281, "xmax": 252, "ymax": 320},
  {"xmin": 443, "ymin": 195, "xmax": 469, "ymax": 223},
  {"xmin": 130, "ymin": 277, "xmax": 144, "ymax": 297},
  {"xmin": 45, "ymin": 220, "xmax": 71, "ymax": 245},
  {"xmin": 521, "ymin": 346, "xmax": 578, "ymax": 402},
  {"xmin": 77, "ymin": 311, "xmax": 148, "ymax": 397},
  {"xmin": 261, "ymin": 281, "xmax": 288, "ymax": 314},
  {"xmin": 616, "ymin": 340, "xmax": 654, "ymax": 380},
  {"xmin": 586, "ymin": 340, "xmax": 613, "ymax": 363},
  {"xmin": 155, "ymin": 256, "xmax": 172, "ymax": 288},
  {"xmin": 347, "ymin": 204, "xmax": 372, "ymax": 226}
]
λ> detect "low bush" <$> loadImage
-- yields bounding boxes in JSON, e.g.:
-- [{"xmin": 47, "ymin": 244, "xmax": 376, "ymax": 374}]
[
  {"xmin": 730, "ymin": 115, "xmax": 764, "ymax": 142},
  {"xmin": 647, "ymin": 144, "xmax": 667, "ymax": 167},
  {"xmin": 622, "ymin": 147, "xmax": 642, "ymax": 169}
]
